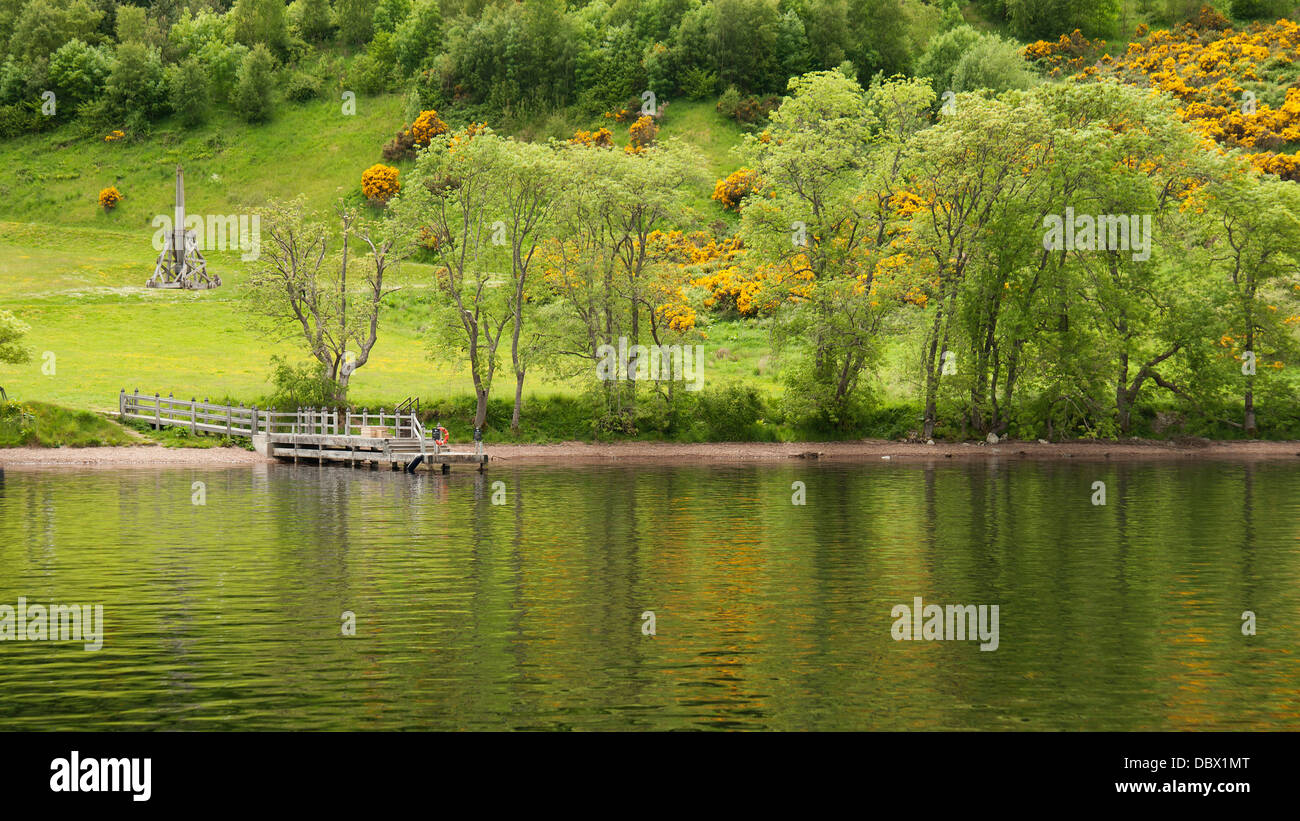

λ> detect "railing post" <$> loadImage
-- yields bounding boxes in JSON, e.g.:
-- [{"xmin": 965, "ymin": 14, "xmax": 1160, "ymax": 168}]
[
  {"xmin": 154, "ymin": 393, "xmax": 161, "ymax": 430},
  {"xmin": 191, "ymin": 398, "xmax": 197, "ymax": 435},
  {"xmin": 119, "ymin": 388, "xmax": 125, "ymax": 417},
  {"xmin": 133, "ymin": 388, "xmax": 139, "ymax": 416},
  {"xmin": 252, "ymin": 406, "xmax": 258, "ymax": 435}
]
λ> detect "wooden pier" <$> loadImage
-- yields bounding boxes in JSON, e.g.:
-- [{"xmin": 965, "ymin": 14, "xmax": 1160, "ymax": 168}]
[{"xmin": 119, "ymin": 390, "xmax": 487, "ymax": 472}]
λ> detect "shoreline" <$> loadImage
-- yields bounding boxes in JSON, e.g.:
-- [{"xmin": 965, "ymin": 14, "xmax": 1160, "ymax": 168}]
[{"xmin": 3, "ymin": 438, "xmax": 1300, "ymax": 468}]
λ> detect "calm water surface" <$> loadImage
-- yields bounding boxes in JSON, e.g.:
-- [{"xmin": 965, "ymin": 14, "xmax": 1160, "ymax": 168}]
[{"xmin": 0, "ymin": 459, "xmax": 1297, "ymax": 730}]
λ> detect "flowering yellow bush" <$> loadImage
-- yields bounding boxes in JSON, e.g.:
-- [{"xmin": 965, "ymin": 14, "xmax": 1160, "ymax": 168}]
[
  {"xmin": 410, "ymin": 109, "xmax": 448, "ymax": 146},
  {"xmin": 361, "ymin": 164, "xmax": 400, "ymax": 204},
  {"xmin": 711, "ymin": 168, "xmax": 760, "ymax": 210},
  {"xmin": 1025, "ymin": 20, "xmax": 1300, "ymax": 178},
  {"xmin": 97, "ymin": 186, "xmax": 122, "ymax": 209},
  {"xmin": 448, "ymin": 122, "xmax": 487, "ymax": 153},
  {"xmin": 625, "ymin": 115, "xmax": 658, "ymax": 153},
  {"xmin": 103, "ymin": 130, "xmax": 124, "ymax": 142},
  {"xmin": 569, "ymin": 127, "xmax": 614, "ymax": 148}
]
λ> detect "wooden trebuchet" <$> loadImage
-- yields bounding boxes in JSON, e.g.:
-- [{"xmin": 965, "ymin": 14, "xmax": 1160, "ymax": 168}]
[{"xmin": 146, "ymin": 164, "xmax": 221, "ymax": 290}]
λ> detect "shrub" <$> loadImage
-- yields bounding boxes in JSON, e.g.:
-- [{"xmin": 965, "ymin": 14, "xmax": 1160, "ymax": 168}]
[
  {"xmin": 48, "ymin": 39, "xmax": 110, "ymax": 114},
  {"xmin": 0, "ymin": 102, "xmax": 45, "ymax": 139},
  {"xmin": 361, "ymin": 164, "xmax": 400, "ymax": 204},
  {"xmin": 569, "ymin": 127, "xmax": 614, "ymax": 148},
  {"xmin": 98, "ymin": 186, "xmax": 122, "ymax": 209},
  {"xmin": 266, "ymin": 356, "xmax": 337, "ymax": 410},
  {"xmin": 105, "ymin": 41, "xmax": 169, "ymax": 124},
  {"xmin": 167, "ymin": 56, "xmax": 211, "ymax": 126},
  {"xmin": 410, "ymin": 108, "xmax": 448, "ymax": 145},
  {"xmin": 393, "ymin": 0, "xmax": 443, "ymax": 76},
  {"xmin": 696, "ymin": 384, "xmax": 766, "ymax": 441},
  {"xmin": 382, "ymin": 127, "xmax": 417, "ymax": 160},
  {"xmin": 284, "ymin": 70, "xmax": 322, "ymax": 102},
  {"xmin": 711, "ymin": 168, "xmax": 759, "ymax": 210},
  {"xmin": 626, "ymin": 114, "xmax": 658, "ymax": 152},
  {"xmin": 717, "ymin": 86, "xmax": 778, "ymax": 124},
  {"xmin": 233, "ymin": 44, "xmax": 276, "ymax": 123},
  {"xmin": 681, "ymin": 66, "xmax": 718, "ymax": 99}
]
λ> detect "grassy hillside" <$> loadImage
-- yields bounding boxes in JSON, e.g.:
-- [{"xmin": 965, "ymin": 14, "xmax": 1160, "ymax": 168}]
[{"xmin": 0, "ymin": 94, "xmax": 771, "ymax": 418}]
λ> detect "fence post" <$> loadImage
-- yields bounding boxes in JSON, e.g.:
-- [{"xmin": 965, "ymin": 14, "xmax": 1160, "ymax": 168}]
[
  {"xmin": 119, "ymin": 388, "xmax": 125, "ymax": 417},
  {"xmin": 191, "ymin": 398, "xmax": 197, "ymax": 435},
  {"xmin": 252, "ymin": 406, "xmax": 258, "ymax": 436},
  {"xmin": 345, "ymin": 408, "xmax": 351, "ymax": 437},
  {"xmin": 154, "ymin": 393, "xmax": 161, "ymax": 430},
  {"xmin": 133, "ymin": 388, "xmax": 139, "ymax": 417}
]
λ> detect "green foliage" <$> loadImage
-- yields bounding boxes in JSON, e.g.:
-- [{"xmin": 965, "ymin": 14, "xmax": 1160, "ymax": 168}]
[
  {"xmin": 167, "ymin": 55, "xmax": 211, "ymax": 126},
  {"xmin": 10, "ymin": 0, "xmax": 104, "ymax": 63},
  {"xmin": 290, "ymin": 0, "xmax": 334, "ymax": 43},
  {"xmin": 104, "ymin": 41, "xmax": 169, "ymax": 126},
  {"xmin": 231, "ymin": 0, "xmax": 289, "ymax": 55},
  {"xmin": 1006, "ymin": 0, "xmax": 1120, "ymax": 39},
  {"xmin": 333, "ymin": 0, "xmax": 377, "ymax": 46},
  {"xmin": 392, "ymin": 0, "xmax": 442, "ymax": 76},
  {"xmin": 0, "ymin": 309, "xmax": 31, "ymax": 365},
  {"xmin": 233, "ymin": 43, "xmax": 276, "ymax": 123},
  {"xmin": 0, "ymin": 400, "xmax": 135, "ymax": 447},
  {"xmin": 372, "ymin": 0, "xmax": 410, "ymax": 34},
  {"xmin": 284, "ymin": 69, "xmax": 322, "ymax": 102},
  {"xmin": 265, "ymin": 355, "xmax": 338, "ymax": 410},
  {"xmin": 47, "ymin": 38, "xmax": 109, "ymax": 114},
  {"xmin": 1230, "ymin": 0, "xmax": 1293, "ymax": 19},
  {"xmin": 696, "ymin": 383, "xmax": 767, "ymax": 440}
]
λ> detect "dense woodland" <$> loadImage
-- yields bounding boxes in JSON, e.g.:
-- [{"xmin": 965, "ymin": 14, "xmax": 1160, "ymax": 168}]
[{"xmin": 1, "ymin": 1, "xmax": 1299, "ymax": 444}]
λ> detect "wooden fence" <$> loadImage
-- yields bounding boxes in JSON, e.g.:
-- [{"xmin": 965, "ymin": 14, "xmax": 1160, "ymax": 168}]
[{"xmin": 118, "ymin": 389, "xmax": 425, "ymax": 439}]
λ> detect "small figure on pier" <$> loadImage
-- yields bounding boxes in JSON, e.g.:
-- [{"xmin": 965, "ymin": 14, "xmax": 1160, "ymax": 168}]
[{"xmin": 147, "ymin": 164, "xmax": 221, "ymax": 290}]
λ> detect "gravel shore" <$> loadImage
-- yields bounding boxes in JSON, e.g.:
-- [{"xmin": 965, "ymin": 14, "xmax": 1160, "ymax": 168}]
[{"xmin": 3, "ymin": 438, "xmax": 1299, "ymax": 469}]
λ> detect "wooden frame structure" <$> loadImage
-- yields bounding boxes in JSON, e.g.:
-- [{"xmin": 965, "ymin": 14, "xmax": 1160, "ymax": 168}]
[
  {"xmin": 119, "ymin": 389, "xmax": 487, "ymax": 472},
  {"xmin": 146, "ymin": 165, "xmax": 221, "ymax": 290}
]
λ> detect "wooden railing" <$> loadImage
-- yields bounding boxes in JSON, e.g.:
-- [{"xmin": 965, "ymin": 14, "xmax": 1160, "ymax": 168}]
[{"xmin": 119, "ymin": 389, "xmax": 431, "ymax": 440}]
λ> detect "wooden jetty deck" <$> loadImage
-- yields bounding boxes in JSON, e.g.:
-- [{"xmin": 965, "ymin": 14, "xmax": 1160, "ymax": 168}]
[{"xmin": 119, "ymin": 390, "xmax": 487, "ymax": 472}]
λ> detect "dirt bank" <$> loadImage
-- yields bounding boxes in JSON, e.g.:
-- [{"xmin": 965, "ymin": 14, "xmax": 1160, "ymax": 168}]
[
  {"xmin": 3, "ymin": 438, "xmax": 1299, "ymax": 468},
  {"xmin": 0, "ymin": 445, "xmax": 264, "ymax": 468},
  {"xmin": 487, "ymin": 438, "xmax": 1300, "ymax": 463}
]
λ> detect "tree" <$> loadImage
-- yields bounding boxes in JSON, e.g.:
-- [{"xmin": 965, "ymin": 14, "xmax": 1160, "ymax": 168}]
[
  {"xmin": 291, "ymin": 0, "xmax": 335, "ymax": 43},
  {"xmin": 393, "ymin": 0, "xmax": 442, "ymax": 75},
  {"xmin": 230, "ymin": 0, "xmax": 288, "ymax": 55},
  {"xmin": 542, "ymin": 140, "xmax": 703, "ymax": 429},
  {"xmin": 233, "ymin": 43, "xmax": 275, "ymax": 123},
  {"xmin": 244, "ymin": 199, "xmax": 404, "ymax": 404},
  {"xmin": 492, "ymin": 139, "xmax": 567, "ymax": 433},
  {"xmin": 393, "ymin": 126, "xmax": 511, "ymax": 432},
  {"xmin": 47, "ymin": 38, "xmax": 110, "ymax": 113},
  {"xmin": 1200, "ymin": 170, "xmax": 1300, "ymax": 433},
  {"xmin": 167, "ymin": 55, "xmax": 211, "ymax": 126},
  {"xmin": 0, "ymin": 309, "xmax": 31, "ymax": 398},
  {"xmin": 740, "ymin": 71, "xmax": 931, "ymax": 428},
  {"xmin": 334, "ymin": 0, "xmax": 377, "ymax": 46},
  {"xmin": 105, "ymin": 41, "xmax": 169, "ymax": 123}
]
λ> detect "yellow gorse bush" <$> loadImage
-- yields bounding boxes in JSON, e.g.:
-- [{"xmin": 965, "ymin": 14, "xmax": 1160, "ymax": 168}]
[
  {"xmin": 361, "ymin": 164, "xmax": 400, "ymax": 204},
  {"xmin": 97, "ymin": 186, "xmax": 122, "ymax": 209},
  {"xmin": 711, "ymin": 168, "xmax": 760, "ymax": 210},
  {"xmin": 1024, "ymin": 20, "xmax": 1300, "ymax": 181},
  {"xmin": 410, "ymin": 109, "xmax": 449, "ymax": 146}
]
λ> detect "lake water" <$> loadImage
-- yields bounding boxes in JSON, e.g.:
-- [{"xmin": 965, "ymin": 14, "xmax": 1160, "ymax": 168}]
[{"xmin": 0, "ymin": 459, "xmax": 1297, "ymax": 731}]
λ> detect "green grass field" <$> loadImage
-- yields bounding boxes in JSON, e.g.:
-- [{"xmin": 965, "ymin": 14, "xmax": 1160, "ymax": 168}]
[{"xmin": 0, "ymin": 94, "xmax": 773, "ymax": 423}]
